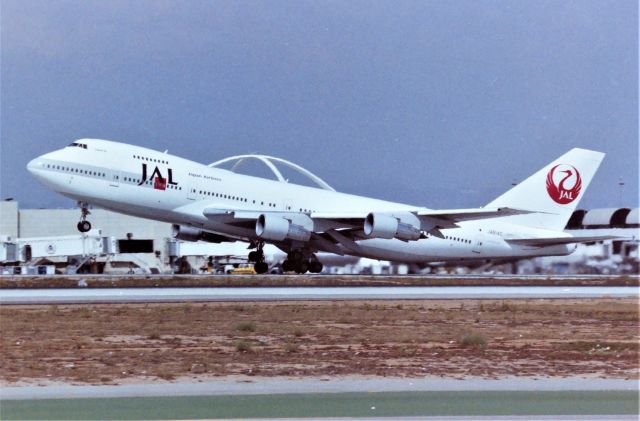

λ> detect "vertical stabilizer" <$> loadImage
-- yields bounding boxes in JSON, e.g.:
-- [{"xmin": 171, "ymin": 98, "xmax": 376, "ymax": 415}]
[{"xmin": 486, "ymin": 148, "xmax": 605, "ymax": 231}]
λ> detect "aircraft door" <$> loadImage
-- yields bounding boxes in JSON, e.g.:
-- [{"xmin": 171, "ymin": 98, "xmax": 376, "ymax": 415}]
[
  {"xmin": 110, "ymin": 170, "xmax": 120, "ymax": 187},
  {"xmin": 472, "ymin": 230, "xmax": 484, "ymax": 254},
  {"xmin": 187, "ymin": 186, "xmax": 197, "ymax": 200}
]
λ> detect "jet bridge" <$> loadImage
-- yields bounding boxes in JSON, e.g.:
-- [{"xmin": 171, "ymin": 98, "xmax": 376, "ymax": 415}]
[
  {"xmin": 0, "ymin": 233, "xmax": 168, "ymax": 275},
  {"xmin": 0, "ymin": 232, "xmax": 115, "ymax": 274},
  {"xmin": 0, "ymin": 232, "xmax": 113, "ymax": 263}
]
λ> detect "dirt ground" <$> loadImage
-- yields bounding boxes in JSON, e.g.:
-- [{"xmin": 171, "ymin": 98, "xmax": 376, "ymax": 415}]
[
  {"xmin": 1, "ymin": 298, "xmax": 638, "ymax": 384},
  {"xmin": 1, "ymin": 275, "xmax": 638, "ymax": 289}
]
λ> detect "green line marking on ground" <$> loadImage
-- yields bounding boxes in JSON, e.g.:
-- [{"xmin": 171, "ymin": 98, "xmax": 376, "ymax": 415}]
[{"xmin": 2, "ymin": 390, "xmax": 638, "ymax": 420}]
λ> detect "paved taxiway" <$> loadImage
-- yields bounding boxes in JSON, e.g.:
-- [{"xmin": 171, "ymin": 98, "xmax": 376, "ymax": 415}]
[
  {"xmin": 2, "ymin": 379, "xmax": 638, "ymax": 419},
  {"xmin": 2, "ymin": 388, "xmax": 637, "ymax": 419},
  {"xmin": 0, "ymin": 285, "xmax": 637, "ymax": 304},
  {"xmin": 3, "ymin": 377, "xmax": 638, "ymax": 419}
]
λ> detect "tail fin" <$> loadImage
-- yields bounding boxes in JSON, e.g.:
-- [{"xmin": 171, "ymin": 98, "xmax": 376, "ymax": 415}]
[{"xmin": 486, "ymin": 148, "xmax": 605, "ymax": 231}]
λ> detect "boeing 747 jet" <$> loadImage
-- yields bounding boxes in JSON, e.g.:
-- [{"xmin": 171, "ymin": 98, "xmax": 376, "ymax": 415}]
[{"xmin": 28, "ymin": 139, "xmax": 613, "ymax": 273}]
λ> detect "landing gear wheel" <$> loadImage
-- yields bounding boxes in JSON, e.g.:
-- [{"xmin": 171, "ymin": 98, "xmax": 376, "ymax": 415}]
[
  {"xmin": 294, "ymin": 261, "xmax": 309, "ymax": 274},
  {"xmin": 254, "ymin": 261, "xmax": 269, "ymax": 274},
  {"xmin": 309, "ymin": 260, "xmax": 323, "ymax": 273},
  {"xmin": 77, "ymin": 202, "xmax": 92, "ymax": 233},
  {"xmin": 282, "ymin": 260, "xmax": 294, "ymax": 272},
  {"xmin": 77, "ymin": 220, "xmax": 92, "ymax": 233}
]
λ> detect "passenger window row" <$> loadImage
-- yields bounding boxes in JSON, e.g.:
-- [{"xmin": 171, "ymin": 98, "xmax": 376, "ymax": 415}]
[
  {"xmin": 133, "ymin": 155, "xmax": 168, "ymax": 165},
  {"xmin": 445, "ymin": 235, "xmax": 471, "ymax": 244},
  {"xmin": 198, "ymin": 189, "xmax": 252, "ymax": 204},
  {"xmin": 196, "ymin": 189, "xmax": 286, "ymax": 209},
  {"xmin": 122, "ymin": 176, "xmax": 182, "ymax": 190},
  {"xmin": 46, "ymin": 164, "xmax": 105, "ymax": 177}
]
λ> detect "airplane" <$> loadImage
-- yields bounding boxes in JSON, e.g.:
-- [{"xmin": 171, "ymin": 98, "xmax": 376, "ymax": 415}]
[{"xmin": 27, "ymin": 139, "xmax": 616, "ymax": 274}]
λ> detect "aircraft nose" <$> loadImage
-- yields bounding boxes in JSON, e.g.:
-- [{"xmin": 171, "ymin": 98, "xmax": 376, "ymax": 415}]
[
  {"xmin": 26, "ymin": 157, "xmax": 42, "ymax": 174},
  {"xmin": 27, "ymin": 155, "xmax": 51, "ymax": 178}
]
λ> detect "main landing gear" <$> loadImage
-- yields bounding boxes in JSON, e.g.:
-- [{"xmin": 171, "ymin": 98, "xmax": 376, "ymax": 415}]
[
  {"xmin": 76, "ymin": 202, "xmax": 92, "ymax": 233},
  {"xmin": 282, "ymin": 250, "xmax": 323, "ymax": 274},
  {"xmin": 248, "ymin": 242, "xmax": 269, "ymax": 274},
  {"xmin": 248, "ymin": 244, "xmax": 322, "ymax": 275}
]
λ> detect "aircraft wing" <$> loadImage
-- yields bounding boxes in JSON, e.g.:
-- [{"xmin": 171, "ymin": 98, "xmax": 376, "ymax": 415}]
[
  {"xmin": 201, "ymin": 206, "xmax": 545, "ymax": 253},
  {"xmin": 415, "ymin": 207, "xmax": 535, "ymax": 229},
  {"xmin": 203, "ymin": 208, "xmax": 363, "ymax": 231},
  {"xmin": 311, "ymin": 207, "xmax": 533, "ymax": 229},
  {"xmin": 199, "ymin": 206, "xmax": 621, "ymax": 256},
  {"xmin": 203, "ymin": 207, "xmax": 538, "ymax": 239},
  {"xmin": 309, "ymin": 212, "xmax": 368, "ymax": 232},
  {"xmin": 202, "ymin": 207, "xmax": 353, "ymax": 254},
  {"xmin": 202, "ymin": 207, "xmax": 263, "ymax": 230},
  {"xmin": 309, "ymin": 207, "xmax": 537, "ymax": 241},
  {"xmin": 505, "ymin": 235, "xmax": 621, "ymax": 247},
  {"xmin": 203, "ymin": 208, "xmax": 262, "ymax": 220}
]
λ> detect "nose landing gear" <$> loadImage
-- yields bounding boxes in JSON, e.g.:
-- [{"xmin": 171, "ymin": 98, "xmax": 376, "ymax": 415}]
[
  {"xmin": 77, "ymin": 220, "xmax": 92, "ymax": 233},
  {"xmin": 76, "ymin": 203, "xmax": 92, "ymax": 233}
]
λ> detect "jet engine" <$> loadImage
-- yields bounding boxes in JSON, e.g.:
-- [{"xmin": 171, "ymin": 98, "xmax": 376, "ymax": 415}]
[
  {"xmin": 255, "ymin": 214, "xmax": 311, "ymax": 242},
  {"xmin": 171, "ymin": 224, "xmax": 229, "ymax": 243},
  {"xmin": 364, "ymin": 213, "xmax": 421, "ymax": 241}
]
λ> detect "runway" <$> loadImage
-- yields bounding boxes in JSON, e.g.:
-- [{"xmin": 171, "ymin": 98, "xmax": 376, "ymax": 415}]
[
  {"xmin": 1, "ymin": 285, "xmax": 637, "ymax": 304},
  {"xmin": 2, "ymin": 376, "xmax": 636, "ymax": 400}
]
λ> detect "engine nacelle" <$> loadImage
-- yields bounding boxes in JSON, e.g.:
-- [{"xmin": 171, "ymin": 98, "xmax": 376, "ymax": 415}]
[
  {"xmin": 171, "ymin": 224, "xmax": 228, "ymax": 243},
  {"xmin": 255, "ymin": 214, "xmax": 311, "ymax": 242},
  {"xmin": 364, "ymin": 213, "xmax": 421, "ymax": 241}
]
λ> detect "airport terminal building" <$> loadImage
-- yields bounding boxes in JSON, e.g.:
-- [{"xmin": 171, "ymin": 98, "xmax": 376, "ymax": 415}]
[{"xmin": 1, "ymin": 201, "xmax": 204, "ymax": 274}]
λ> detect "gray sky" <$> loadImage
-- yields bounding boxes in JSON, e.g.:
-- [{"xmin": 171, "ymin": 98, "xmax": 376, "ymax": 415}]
[{"xmin": 1, "ymin": 0, "xmax": 637, "ymax": 210}]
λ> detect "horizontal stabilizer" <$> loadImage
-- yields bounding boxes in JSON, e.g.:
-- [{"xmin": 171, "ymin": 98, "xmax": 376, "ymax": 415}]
[{"xmin": 506, "ymin": 235, "xmax": 621, "ymax": 247}]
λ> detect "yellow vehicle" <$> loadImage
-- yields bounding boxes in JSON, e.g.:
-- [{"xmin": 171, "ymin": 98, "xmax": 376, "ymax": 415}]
[{"xmin": 227, "ymin": 265, "xmax": 257, "ymax": 275}]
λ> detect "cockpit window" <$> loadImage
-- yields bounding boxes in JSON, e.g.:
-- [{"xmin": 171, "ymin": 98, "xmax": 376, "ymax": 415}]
[{"xmin": 68, "ymin": 142, "xmax": 88, "ymax": 149}]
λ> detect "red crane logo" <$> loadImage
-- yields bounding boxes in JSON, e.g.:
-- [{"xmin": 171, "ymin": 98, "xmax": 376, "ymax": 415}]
[{"xmin": 546, "ymin": 164, "xmax": 582, "ymax": 204}]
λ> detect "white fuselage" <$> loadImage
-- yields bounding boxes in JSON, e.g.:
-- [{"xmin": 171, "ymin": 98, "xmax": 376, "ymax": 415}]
[{"xmin": 27, "ymin": 140, "xmax": 574, "ymax": 263}]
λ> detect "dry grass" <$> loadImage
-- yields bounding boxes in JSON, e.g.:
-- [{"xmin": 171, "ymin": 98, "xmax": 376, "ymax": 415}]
[
  {"xmin": 0, "ymin": 298, "xmax": 638, "ymax": 384},
  {"xmin": 283, "ymin": 342, "xmax": 300, "ymax": 353},
  {"xmin": 461, "ymin": 333, "xmax": 487, "ymax": 348},
  {"xmin": 2, "ymin": 275, "xmax": 637, "ymax": 289},
  {"xmin": 234, "ymin": 321, "xmax": 257, "ymax": 332},
  {"xmin": 235, "ymin": 340, "xmax": 253, "ymax": 353}
]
